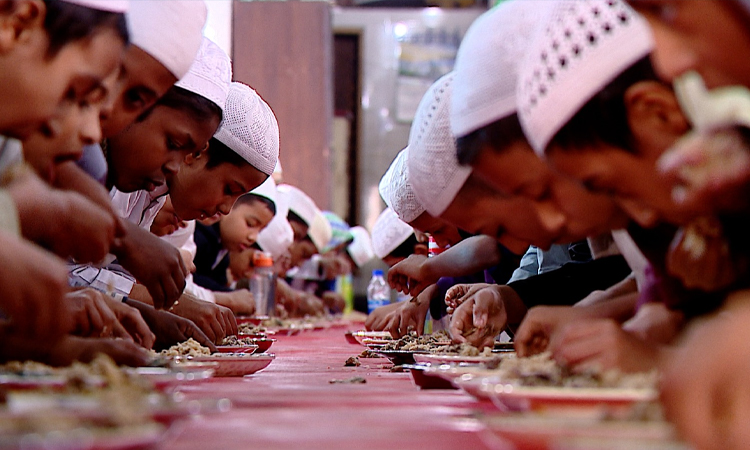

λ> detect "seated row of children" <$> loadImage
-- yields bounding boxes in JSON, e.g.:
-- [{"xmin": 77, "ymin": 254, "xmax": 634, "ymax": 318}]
[{"xmin": 367, "ymin": 1, "xmax": 750, "ymax": 448}]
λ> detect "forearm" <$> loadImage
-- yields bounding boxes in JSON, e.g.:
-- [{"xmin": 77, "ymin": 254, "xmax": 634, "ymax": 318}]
[
  {"xmin": 574, "ymin": 275, "xmax": 638, "ymax": 308},
  {"xmin": 423, "ymin": 236, "xmax": 503, "ymax": 280},
  {"xmin": 127, "ymin": 284, "xmax": 155, "ymax": 306},
  {"xmin": 509, "ymin": 255, "xmax": 632, "ymax": 309},
  {"xmin": 53, "ymin": 161, "xmax": 110, "ymax": 211}
]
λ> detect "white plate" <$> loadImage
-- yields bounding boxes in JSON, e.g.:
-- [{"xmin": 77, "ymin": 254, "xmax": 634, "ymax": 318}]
[
  {"xmin": 413, "ymin": 353, "xmax": 512, "ymax": 365},
  {"xmin": 192, "ymin": 354, "xmax": 275, "ymax": 377}
]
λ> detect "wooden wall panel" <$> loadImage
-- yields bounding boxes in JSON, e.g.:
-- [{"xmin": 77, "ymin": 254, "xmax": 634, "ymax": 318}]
[{"xmin": 232, "ymin": 1, "xmax": 333, "ymax": 210}]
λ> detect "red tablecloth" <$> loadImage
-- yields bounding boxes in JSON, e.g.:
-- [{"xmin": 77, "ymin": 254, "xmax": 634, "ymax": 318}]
[{"xmin": 162, "ymin": 326, "xmax": 508, "ymax": 450}]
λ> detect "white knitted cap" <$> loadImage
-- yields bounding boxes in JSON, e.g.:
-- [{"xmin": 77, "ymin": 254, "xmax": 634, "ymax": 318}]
[
  {"xmin": 175, "ymin": 37, "xmax": 232, "ymax": 112},
  {"xmin": 277, "ymin": 184, "xmax": 319, "ymax": 227},
  {"xmin": 127, "ymin": 1, "xmax": 207, "ymax": 79},
  {"xmin": 62, "ymin": 0, "xmax": 128, "ymax": 12},
  {"xmin": 408, "ymin": 73, "xmax": 471, "ymax": 217},
  {"xmin": 347, "ymin": 226, "xmax": 375, "ymax": 267},
  {"xmin": 517, "ymin": 0, "xmax": 653, "ymax": 155},
  {"xmin": 257, "ymin": 186, "xmax": 294, "ymax": 260},
  {"xmin": 308, "ymin": 212, "xmax": 333, "ymax": 252},
  {"xmin": 378, "ymin": 148, "xmax": 425, "ymax": 223},
  {"xmin": 214, "ymin": 82, "xmax": 280, "ymax": 175},
  {"xmin": 451, "ymin": 0, "xmax": 551, "ymax": 137},
  {"xmin": 248, "ymin": 175, "xmax": 276, "ymax": 207},
  {"xmin": 371, "ymin": 207, "xmax": 414, "ymax": 259}
]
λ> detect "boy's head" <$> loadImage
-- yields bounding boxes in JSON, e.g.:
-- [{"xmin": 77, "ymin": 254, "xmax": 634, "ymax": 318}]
[
  {"xmin": 257, "ymin": 184, "xmax": 295, "ymax": 262},
  {"xmin": 278, "ymin": 184, "xmax": 332, "ymax": 254},
  {"xmin": 518, "ymin": 1, "xmax": 692, "ymax": 227},
  {"xmin": 628, "ymin": 0, "xmax": 750, "ymax": 88},
  {"xmin": 219, "ymin": 177, "xmax": 277, "ymax": 253},
  {"xmin": 379, "ymin": 147, "xmax": 462, "ymax": 249},
  {"xmin": 371, "ymin": 207, "xmax": 427, "ymax": 266},
  {"xmin": 168, "ymin": 82, "xmax": 279, "ymax": 221},
  {"xmin": 346, "ymin": 226, "xmax": 375, "ymax": 268},
  {"xmin": 99, "ymin": 0, "xmax": 207, "ymax": 137},
  {"xmin": 0, "ymin": 0, "xmax": 128, "ymax": 139}
]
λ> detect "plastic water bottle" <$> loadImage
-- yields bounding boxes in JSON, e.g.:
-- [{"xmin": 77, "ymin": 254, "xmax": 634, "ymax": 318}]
[
  {"xmin": 251, "ymin": 251, "xmax": 276, "ymax": 316},
  {"xmin": 367, "ymin": 269, "xmax": 390, "ymax": 313}
]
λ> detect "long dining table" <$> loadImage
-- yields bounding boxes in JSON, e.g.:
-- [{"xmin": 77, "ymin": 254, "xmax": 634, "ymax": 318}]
[{"xmin": 163, "ymin": 324, "xmax": 505, "ymax": 450}]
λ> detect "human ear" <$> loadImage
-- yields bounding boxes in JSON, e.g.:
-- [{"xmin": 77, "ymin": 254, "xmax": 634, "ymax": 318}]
[
  {"xmin": 624, "ymin": 81, "xmax": 691, "ymax": 156},
  {"xmin": 0, "ymin": 1, "xmax": 44, "ymax": 53},
  {"xmin": 183, "ymin": 145, "xmax": 209, "ymax": 165}
]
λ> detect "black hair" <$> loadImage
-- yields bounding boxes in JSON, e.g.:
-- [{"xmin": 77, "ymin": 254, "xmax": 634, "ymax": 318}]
[
  {"xmin": 551, "ymin": 56, "xmax": 661, "ymax": 153},
  {"xmin": 387, "ymin": 233, "xmax": 419, "ymax": 259},
  {"xmin": 235, "ymin": 192, "xmax": 277, "ymax": 216},
  {"xmin": 137, "ymin": 86, "xmax": 223, "ymax": 125},
  {"xmin": 287, "ymin": 210, "xmax": 308, "ymax": 227},
  {"xmin": 205, "ymin": 137, "xmax": 250, "ymax": 169},
  {"xmin": 456, "ymin": 113, "xmax": 526, "ymax": 166},
  {"xmin": 42, "ymin": 0, "xmax": 128, "ymax": 58}
]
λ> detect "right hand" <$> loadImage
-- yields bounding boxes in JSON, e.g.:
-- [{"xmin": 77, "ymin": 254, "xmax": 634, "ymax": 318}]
[
  {"xmin": 125, "ymin": 299, "xmax": 216, "ymax": 352},
  {"xmin": 0, "ymin": 231, "xmax": 71, "ymax": 341},
  {"xmin": 112, "ymin": 224, "xmax": 188, "ymax": 309},
  {"xmin": 9, "ymin": 171, "xmax": 122, "ymax": 262},
  {"xmin": 384, "ymin": 289, "xmax": 432, "ymax": 338},
  {"xmin": 444, "ymin": 283, "xmax": 491, "ymax": 314},
  {"xmin": 215, "ymin": 289, "xmax": 256, "ymax": 316},
  {"xmin": 387, "ymin": 254, "xmax": 431, "ymax": 296},
  {"xmin": 448, "ymin": 286, "xmax": 508, "ymax": 350},
  {"xmin": 660, "ymin": 295, "xmax": 750, "ymax": 450},
  {"xmin": 170, "ymin": 294, "xmax": 238, "ymax": 343},
  {"xmin": 364, "ymin": 301, "xmax": 401, "ymax": 331},
  {"xmin": 514, "ymin": 305, "xmax": 588, "ymax": 357}
]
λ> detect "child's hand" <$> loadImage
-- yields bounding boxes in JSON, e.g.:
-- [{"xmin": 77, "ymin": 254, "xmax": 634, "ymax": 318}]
[
  {"xmin": 215, "ymin": 289, "xmax": 256, "ymax": 316},
  {"xmin": 660, "ymin": 295, "xmax": 750, "ymax": 450},
  {"xmin": 170, "ymin": 294, "xmax": 237, "ymax": 343},
  {"xmin": 549, "ymin": 318, "xmax": 662, "ymax": 373},
  {"xmin": 514, "ymin": 305, "xmax": 591, "ymax": 357},
  {"xmin": 8, "ymin": 171, "xmax": 121, "ymax": 263},
  {"xmin": 0, "ymin": 230, "xmax": 71, "ymax": 341},
  {"xmin": 382, "ymin": 285, "xmax": 435, "ymax": 338},
  {"xmin": 387, "ymin": 254, "xmax": 431, "ymax": 296},
  {"xmin": 364, "ymin": 301, "xmax": 400, "ymax": 331},
  {"xmin": 448, "ymin": 286, "xmax": 508, "ymax": 350},
  {"xmin": 444, "ymin": 283, "xmax": 491, "ymax": 314},
  {"xmin": 112, "ymin": 224, "xmax": 188, "ymax": 309},
  {"xmin": 126, "ymin": 299, "xmax": 216, "ymax": 352}
]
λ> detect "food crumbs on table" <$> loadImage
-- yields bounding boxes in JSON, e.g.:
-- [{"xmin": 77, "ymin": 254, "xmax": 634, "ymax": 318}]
[
  {"xmin": 344, "ymin": 356, "xmax": 361, "ymax": 367},
  {"xmin": 389, "ymin": 365, "xmax": 405, "ymax": 373},
  {"xmin": 329, "ymin": 377, "xmax": 366, "ymax": 384}
]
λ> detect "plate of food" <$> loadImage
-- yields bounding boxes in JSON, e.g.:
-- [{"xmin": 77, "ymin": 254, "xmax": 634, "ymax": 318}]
[
  {"xmin": 349, "ymin": 331, "xmax": 392, "ymax": 346},
  {"xmin": 190, "ymin": 354, "xmax": 275, "ymax": 377},
  {"xmin": 247, "ymin": 338, "xmax": 275, "ymax": 353},
  {"xmin": 413, "ymin": 352, "xmax": 513, "ymax": 366},
  {"xmin": 126, "ymin": 365, "xmax": 215, "ymax": 391},
  {"xmin": 464, "ymin": 352, "xmax": 659, "ymax": 412},
  {"xmin": 480, "ymin": 411, "xmax": 677, "ymax": 450},
  {"xmin": 235, "ymin": 315, "xmax": 268, "ymax": 326}
]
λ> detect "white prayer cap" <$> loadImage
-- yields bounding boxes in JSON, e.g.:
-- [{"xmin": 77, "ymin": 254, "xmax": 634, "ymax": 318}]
[
  {"xmin": 517, "ymin": 0, "xmax": 653, "ymax": 155},
  {"xmin": 214, "ymin": 82, "xmax": 279, "ymax": 176},
  {"xmin": 408, "ymin": 73, "xmax": 470, "ymax": 218},
  {"xmin": 371, "ymin": 208, "xmax": 414, "ymax": 259},
  {"xmin": 451, "ymin": 1, "xmax": 550, "ymax": 138},
  {"xmin": 248, "ymin": 175, "xmax": 276, "ymax": 207},
  {"xmin": 175, "ymin": 37, "xmax": 232, "ymax": 112},
  {"xmin": 127, "ymin": 1, "xmax": 207, "ymax": 80},
  {"xmin": 277, "ymin": 184, "xmax": 319, "ymax": 227},
  {"xmin": 257, "ymin": 186, "xmax": 294, "ymax": 260},
  {"xmin": 378, "ymin": 148, "xmax": 425, "ymax": 224},
  {"xmin": 308, "ymin": 212, "xmax": 333, "ymax": 252},
  {"xmin": 61, "ymin": 0, "xmax": 128, "ymax": 12},
  {"xmin": 347, "ymin": 226, "xmax": 375, "ymax": 267}
]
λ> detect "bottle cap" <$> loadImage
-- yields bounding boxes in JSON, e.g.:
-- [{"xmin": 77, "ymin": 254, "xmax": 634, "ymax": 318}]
[
  {"xmin": 372, "ymin": 269, "xmax": 384, "ymax": 277},
  {"xmin": 253, "ymin": 251, "xmax": 274, "ymax": 268},
  {"xmin": 428, "ymin": 236, "xmax": 445, "ymax": 257}
]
